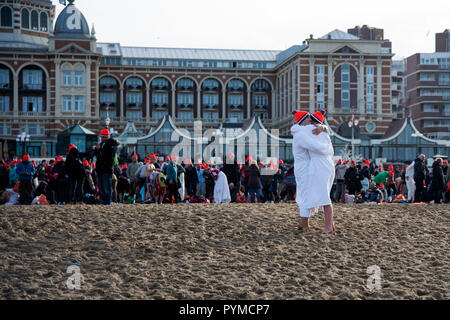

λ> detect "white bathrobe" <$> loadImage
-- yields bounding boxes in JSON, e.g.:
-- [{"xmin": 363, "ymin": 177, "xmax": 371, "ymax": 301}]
[
  {"xmin": 292, "ymin": 124, "xmax": 335, "ymax": 213},
  {"xmin": 405, "ymin": 162, "xmax": 415, "ymax": 202},
  {"xmin": 291, "ymin": 124, "xmax": 312, "ymax": 218},
  {"xmin": 214, "ymin": 171, "xmax": 231, "ymax": 204}
]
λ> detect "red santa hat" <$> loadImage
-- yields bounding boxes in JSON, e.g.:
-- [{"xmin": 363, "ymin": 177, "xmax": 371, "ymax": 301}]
[
  {"xmin": 165, "ymin": 156, "xmax": 170, "ymax": 161},
  {"xmin": 247, "ymin": 156, "xmax": 253, "ymax": 162},
  {"xmin": 123, "ymin": 163, "xmax": 128, "ymax": 169},
  {"xmin": 337, "ymin": 160, "xmax": 343, "ymax": 164},
  {"xmin": 210, "ymin": 169, "xmax": 220, "ymax": 180},
  {"xmin": 279, "ymin": 159, "xmax": 284, "ymax": 164},
  {"xmin": 144, "ymin": 158, "xmax": 150, "ymax": 163},
  {"xmin": 17, "ymin": 159, "xmax": 22, "ymax": 163},
  {"xmin": 151, "ymin": 154, "xmax": 158, "ymax": 159},
  {"xmin": 100, "ymin": 128, "xmax": 110, "ymax": 138},
  {"xmin": 388, "ymin": 165, "xmax": 394, "ymax": 171},
  {"xmin": 83, "ymin": 160, "xmax": 89, "ymax": 166},
  {"xmin": 23, "ymin": 155, "xmax": 30, "ymax": 161},
  {"xmin": 90, "ymin": 162, "xmax": 95, "ymax": 168},
  {"xmin": 292, "ymin": 110, "xmax": 310, "ymax": 125},
  {"xmin": 311, "ymin": 110, "xmax": 326, "ymax": 125},
  {"xmin": 132, "ymin": 154, "xmax": 138, "ymax": 159},
  {"xmin": 68, "ymin": 144, "xmax": 77, "ymax": 153}
]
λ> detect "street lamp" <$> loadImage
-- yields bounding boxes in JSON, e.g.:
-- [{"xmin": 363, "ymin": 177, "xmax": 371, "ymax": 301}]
[
  {"xmin": 105, "ymin": 102, "xmax": 111, "ymax": 128},
  {"xmin": 16, "ymin": 132, "xmax": 30, "ymax": 158},
  {"xmin": 348, "ymin": 113, "xmax": 359, "ymax": 160}
]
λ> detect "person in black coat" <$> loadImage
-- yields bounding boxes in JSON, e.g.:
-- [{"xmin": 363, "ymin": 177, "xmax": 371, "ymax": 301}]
[
  {"xmin": 221, "ymin": 154, "xmax": 241, "ymax": 202},
  {"xmin": 93, "ymin": 128, "xmax": 121, "ymax": 205},
  {"xmin": 0, "ymin": 160, "xmax": 9, "ymax": 191},
  {"xmin": 413, "ymin": 154, "xmax": 427, "ymax": 203},
  {"xmin": 66, "ymin": 145, "xmax": 85, "ymax": 204},
  {"xmin": 430, "ymin": 158, "xmax": 445, "ymax": 203},
  {"xmin": 344, "ymin": 163, "xmax": 362, "ymax": 195},
  {"xmin": 184, "ymin": 161, "xmax": 198, "ymax": 197}
]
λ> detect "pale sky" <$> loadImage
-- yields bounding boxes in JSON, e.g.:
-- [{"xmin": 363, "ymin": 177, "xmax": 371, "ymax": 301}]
[{"xmin": 57, "ymin": 0, "xmax": 450, "ymax": 60}]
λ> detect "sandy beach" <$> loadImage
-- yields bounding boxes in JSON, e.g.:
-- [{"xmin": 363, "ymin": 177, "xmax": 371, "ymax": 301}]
[{"xmin": 0, "ymin": 203, "xmax": 448, "ymax": 300}]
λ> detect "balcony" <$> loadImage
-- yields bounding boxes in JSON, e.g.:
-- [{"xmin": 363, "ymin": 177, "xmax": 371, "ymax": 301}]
[
  {"xmin": 0, "ymin": 83, "xmax": 11, "ymax": 92},
  {"xmin": 228, "ymin": 86, "xmax": 244, "ymax": 92},
  {"xmin": 152, "ymin": 84, "xmax": 169, "ymax": 91},
  {"xmin": 126, "ymin": 103, "xmax": 143, "ymax": 108},
  {"xmin": 100, "ymin": 102, "xmax": 117, "ymax": 107},
  {"xmin": 202, "ymin": 103, "xmax": 219, "ymax": 109},
  {"xmin": 152, "ymin": 103, "xmax": 168, "ymax": 109},
  {"xmin": 229, "ymin": 104, "xmax": 244, "ymax": 110},
  {"xmin": 19, "ymin": 111, "xmax": 46, "ymax": 117},
  {"xmin": 202, "ymin": 86, "xmax": 220, "ymax": 92},
  {"xmin": 253, "ymin": 104, "xmax": 268, "ymax": 110},
  {"xmin": 21, "ymin": 84, "xmax": 45, "ymax": 92},
  {"xmin": 177, "ymin": 103, "xmax": 194, "ymax": 109},
  {"xmin": 126, "ymin": 85, "xmax": 143, "ymax": 91},
  {"xmin": 100, "ymin": 84, "xmax": 118, "ymax": 90}
]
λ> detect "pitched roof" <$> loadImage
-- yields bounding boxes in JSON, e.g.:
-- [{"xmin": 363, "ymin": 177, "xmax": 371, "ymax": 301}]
[{"xmin": 319, "ymin": 29, "xmax": 360, "ymax": 40}]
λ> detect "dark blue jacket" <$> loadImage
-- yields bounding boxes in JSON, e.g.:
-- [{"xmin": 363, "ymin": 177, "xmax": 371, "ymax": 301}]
[{"xmin": 16, "ymin": 161, "xmax": 35, "ymax": 181}]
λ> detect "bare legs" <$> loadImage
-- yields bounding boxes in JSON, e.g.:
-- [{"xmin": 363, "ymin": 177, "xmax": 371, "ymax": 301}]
[{"xmin": 322, "ymin": 205, "xmax": 335, "ymax": 234}]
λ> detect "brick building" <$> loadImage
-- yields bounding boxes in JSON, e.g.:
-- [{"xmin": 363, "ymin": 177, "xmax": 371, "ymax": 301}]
[
  {"xmin": 0, "ymin": 0, "xmax": 398, "ymax": 158},
  {"xmin": 404, "ymin": 31, "xmax": 450, "ymax": 140}
]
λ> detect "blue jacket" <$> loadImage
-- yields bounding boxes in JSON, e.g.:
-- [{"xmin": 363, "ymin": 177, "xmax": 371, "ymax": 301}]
[
  {"xmin": 9, "ymin": 167, "xmax": 19, "ymax": 185},
  {"xmin": 165, "ymin": 162, "xmax": 177, "ymax": 182},
  {"xmin": 16, "ymin": 161, "xmax": 35, "ymax": 181}
]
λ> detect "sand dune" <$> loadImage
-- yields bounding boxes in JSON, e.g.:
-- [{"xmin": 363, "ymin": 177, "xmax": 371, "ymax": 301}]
[{"xmin": 0, "ymin": 203, "xmax": 448, "ymax": 300}]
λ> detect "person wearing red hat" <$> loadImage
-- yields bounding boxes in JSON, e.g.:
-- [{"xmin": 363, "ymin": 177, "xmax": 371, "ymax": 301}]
[
  {"xmin": 335, "ymin": 159, "xmax": 347, "ymax": 203},
  {"xmin": 211, "ymin": 168, "xmax": 231, "ymax": 204},
  {"xmin": 94, "ymin": 127, "xmax": 121, "ymax": 205},
  {"xmin": 66, "ymin": 144, "xmax": 85, "ymax": 204},
  {"xmin": 15, "ymin": 154, "xmax": 35, "ymax": 204},
  {"xmin": 222, "ymin": 152, "xmax": 241, "ymax": 202},
  {"xmin": 291, "ymin": 109, "xmax": 335, "ymax": 233}
]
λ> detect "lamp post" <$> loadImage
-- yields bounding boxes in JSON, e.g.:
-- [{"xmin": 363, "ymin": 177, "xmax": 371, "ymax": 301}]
[
  {"xmin": 348, "ymin": 113, "xmax": 359, "ymax": 160},
  {"xmin": 16, "ymin": 132, "xmax": 30, "ymax": 158},
  {"xmin": 105, "ymin": 102, "xmax": 111, "ymax": 128}
]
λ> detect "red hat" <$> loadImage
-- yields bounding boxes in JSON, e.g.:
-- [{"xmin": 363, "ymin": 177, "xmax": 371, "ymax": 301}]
[
  {"xmin": 23, "ymin": 155, "xmax": 30, "ymax": 161},
  {"xmin": 279, "ymin": 159, "xmax": 284, "ymax": 164},
  {"xmin": 344, "ymin": 160, "xmax": 349, "ymax": 164},
  {"xmin": 247, "ymin": 156, "xmax": 253, "ymax": 162},
  {"xmin": 292, "ymin": 110, "xmax": 309, "ymax": 124},
  {"xmin": 151, "ymin": 154, "xmax": 158, "ymax": 159},
  {"xmin": 196, "ymin": 164, "xmax": 202, "ymax": 167},
  {"xmin": 388, "ymin": 165, "xmax": 394, "ymax": 170},
  {"xmin": 378, "ymin": 166, "xmax": 382, "ymax": 170},
  {"xmin": 123, "ymin": 163, "xmax": 128, "ymax": 169},
  {"xmin": 31, "ymin": 161, "xmax": 36, "ymax": 166},
  {"xmin": 100, "ymin": 128, "xmax": 110, "ymax": 137},
  {"xmin": 90, "ymin": 162, "xmax": 95, "ymax": 168},
  {"xmin": 379, "ymin": 184, "xmax": 384, "ymax": 188},
  {"xmin": 132, "ymin": 154, "xmax": 138, "ymax": 159},
  {"xmin": 83, "ymin": 160, "xmax": 89, "ymax": 166},
  {"xmin": 145, "ymin": 158, "xmax": 150, "ymax": 163},
  {"xmin": 444, "ymin": 160, "xmax": 448, "ymax": 164},
  {"xmin": 311, "ymin": 110, "xmax": 326, "ymax": 125},
  {"xmin": 17, "ymin": 159, "xmax": 22, "ymax": 163},
  {"xmin": 405, "ymin": 165, "xmax": 408, "ymax": 168},
  {"xmin": 165, "ymin": 156, "xmax": 170, "ymax": 161},
  {"xmin": 210, "ymin": 169, "xmax": 220, "ymax": 180},
  {"xmin": 337, "ymin": 160, "xmax": 343, "ymax": 164}
]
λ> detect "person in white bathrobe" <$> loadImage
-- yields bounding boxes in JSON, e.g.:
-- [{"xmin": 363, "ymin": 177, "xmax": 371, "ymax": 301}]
[
  {"xmin": 292, "ymin": 110, "xmax": 336, "ymax": 233},
  {"xmin": 211, "ymin": 169, "xmax": 231, "ymax": 204},
  {"xmin": 405, "ymin": 162, "xmax": 415, "ymax": 202},
  {"xmin": 291, "ymin": 110, "xmax": 317, "ymax": 232}
]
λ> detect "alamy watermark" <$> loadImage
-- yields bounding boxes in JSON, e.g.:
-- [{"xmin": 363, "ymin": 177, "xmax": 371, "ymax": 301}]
[
  {"xmin": 366, "ymin": 265, "xmax": 382, "ymax": 292},
  {"xmin": 66, "ymin": 264, "xmax": 81, "ymax": 290}
]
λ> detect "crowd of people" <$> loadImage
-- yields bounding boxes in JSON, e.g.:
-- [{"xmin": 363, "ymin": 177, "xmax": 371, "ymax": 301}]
[
  {"xmin": 0, "ymin": 127, "xmax": 449, "ymax": 206},
  {"xmin": 333, "ymin": 156, "xmax": 449, "ymax": 204}
]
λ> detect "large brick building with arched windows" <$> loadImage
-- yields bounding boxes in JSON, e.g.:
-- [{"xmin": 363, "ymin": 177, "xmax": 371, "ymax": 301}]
[{"xmin": 0, "ymin": 0, "xmax": 399, "ymax": 158}]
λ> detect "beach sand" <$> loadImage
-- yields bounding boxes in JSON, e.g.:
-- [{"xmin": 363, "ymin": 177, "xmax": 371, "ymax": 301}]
[{"xmin": 0, "ymin": 203, "xmax": 448, "ymax": 300}]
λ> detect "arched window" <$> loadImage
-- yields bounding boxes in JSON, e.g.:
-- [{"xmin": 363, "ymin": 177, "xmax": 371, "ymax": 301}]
[
  {"xmin": 0, "ymin": 6, "xmax": 13, "ymax": 27},
  {"xmin": 40, "ymin": 12, "xmax": 48, "ymax": 32},
  {"xmin": 31, "ymin": 10, "xmax": 38, "ymax": 31},
  {"xmin": 21, "ymin": 9, "xmax": 30, "ymax": 29}
]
